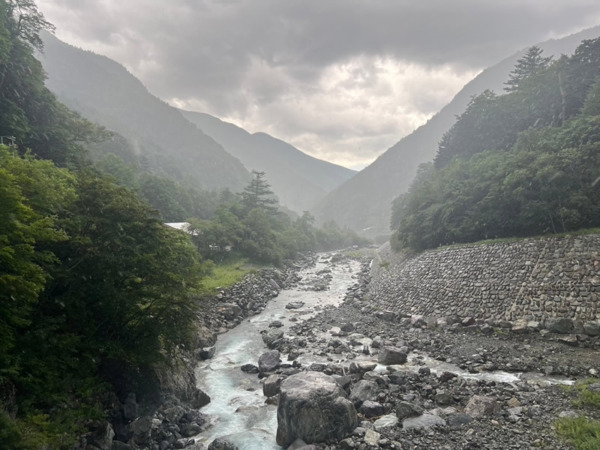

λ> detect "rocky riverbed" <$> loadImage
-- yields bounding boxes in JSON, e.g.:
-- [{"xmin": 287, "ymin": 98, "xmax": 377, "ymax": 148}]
[{"xmin": 241, "ymin": 252, "xmax": 600, "ymax": 449}]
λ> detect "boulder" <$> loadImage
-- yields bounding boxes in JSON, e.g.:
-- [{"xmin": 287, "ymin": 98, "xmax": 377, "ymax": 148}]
[
  {"xmin": 240, "ymin": 363, "xmax": 259, "ymax": 374},
  {"xmin": 584, "ymin": 321, "xmax": 600, "ymax": 336},
  {"xmin": 286, "ymin": 301, "xmax": 305, "ymax": 310},
  {"xmin": 349, "ymin": 380, "xmax": 379, "ymax": 405},
  {"xmin": 208, "ymin": 437, "xmax": 240, "ymax": 450},
  {"xmin": 395, "ymin": 401, "xmax": 422, "ymax": 420},
  {"xmin": 262, "ymin": 329, "xmax": 284, "ymax": 348},
  {"xmin": 545, "ymin": 317, "xmax": 574, "ymax": 334},
  {"xmin": 276, "ymin": 371, "xmax": 358, "ymax": 447},
  {"xmin": 378, "ymin": 346, "xmax": 407, "ymax": 365},
  {"xmin": 258, "ymin": 350, "xmax": 281, "ymax": 372},
  {"xmin": 464, "ymin": 395, "xmax": 498, "ymax": 418},
  {"xmin": 359, "ymin": 400, "xmax": 385, "ymax": 418}
]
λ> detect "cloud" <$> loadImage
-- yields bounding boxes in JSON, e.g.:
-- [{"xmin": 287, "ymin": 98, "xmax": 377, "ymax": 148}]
[{"xmin": 36, "ymin": 0, "xmax": 600, "ymax": 167}]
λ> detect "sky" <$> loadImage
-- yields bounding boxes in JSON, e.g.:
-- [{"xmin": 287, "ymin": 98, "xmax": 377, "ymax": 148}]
[{"xmin": 36, "ymin": 1, "xmax": 600, "ymax": 170}]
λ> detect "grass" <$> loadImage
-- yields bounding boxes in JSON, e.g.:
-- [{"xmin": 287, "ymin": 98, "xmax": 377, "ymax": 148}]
[
  {"xmin": 202, "ymin": 260, "xmax": 251, "ymax": 293},
  {"xmin": 556, "ymin": 380, "xmax": 600, "ymax": 449}
]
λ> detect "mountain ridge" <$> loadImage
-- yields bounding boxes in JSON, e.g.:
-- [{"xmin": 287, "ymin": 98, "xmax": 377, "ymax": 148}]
[{"xmin": 312, "ymin": 25, "xmax": 600, "ymax": 238}]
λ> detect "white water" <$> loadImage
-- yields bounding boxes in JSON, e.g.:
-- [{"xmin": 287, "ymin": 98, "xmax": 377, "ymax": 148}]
[{"xmin": 193, "ymin": 254, "xmax": 361, "ymax": 449}]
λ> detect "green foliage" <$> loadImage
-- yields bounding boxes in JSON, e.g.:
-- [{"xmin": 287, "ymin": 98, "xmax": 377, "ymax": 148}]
[
  {"xmin": 556, "ymin": 380, "xmax": 600, "ymax": 449},
  {"xmin": 396, "ymin": 37, "xmax": 600, "ymax": 252},
  {"xmin": 504, "ymin": 46, "xmax": 552, "ymax": 92},
  {"xmin": 201, "ymin": 260, "xmax": 250, "ymax": 293}
]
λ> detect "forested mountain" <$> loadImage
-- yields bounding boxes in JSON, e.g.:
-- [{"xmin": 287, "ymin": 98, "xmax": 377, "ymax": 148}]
[
  {"xmin": 37, "ymin": 31, "xmax": 250, "ymax": 191},
  {"xmin": 180, "ymin": 111, "xmax": 355, "ymax": 213},
  {"xmin": 392, "ymin": 37, "xmax": 600, "ymax": 250},
  {"xmin": 313, "ymin": 25, "xmax": 600, "ymax": 239}
]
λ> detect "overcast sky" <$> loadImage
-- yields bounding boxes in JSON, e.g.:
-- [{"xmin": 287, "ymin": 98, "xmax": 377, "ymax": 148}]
[{"xmin": 36, "ymin": 1, "xmax": 600, "ymax": 170}]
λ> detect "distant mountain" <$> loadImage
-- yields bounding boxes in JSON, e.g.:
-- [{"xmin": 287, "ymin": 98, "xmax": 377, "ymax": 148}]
[
  {"xmin": 313, "ymin": 26, "xmax": 600, "ymax": 238},
  {"xmin": 181, "ymin": 111, "xmax": 356, "ymax": 213},
  {"xmin": 38, "ymin": 32, "xmax": 250, "ymax": 191}
]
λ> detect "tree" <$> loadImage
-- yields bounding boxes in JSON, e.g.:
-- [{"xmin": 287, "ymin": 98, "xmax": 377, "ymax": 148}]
[
  {"xmin": 504, "ymin": 46, "xmax": 552, "ymax": 92},
  {"xmin": 240, "ymin": 171, "xmax": 278, "ymax": 215}
]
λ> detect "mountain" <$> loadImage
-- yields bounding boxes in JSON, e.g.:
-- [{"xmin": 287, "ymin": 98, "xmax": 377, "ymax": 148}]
[
  {"xmin": 313, "ymin": 25, "xmax": 600, "ymax": 239},
  {"xmin": 38, "ymin": 32, "xmax": 250, "ymax": 191},
  {"xmin": 180, "ymin": 110, "xmax": 356, "ymax": 213}
]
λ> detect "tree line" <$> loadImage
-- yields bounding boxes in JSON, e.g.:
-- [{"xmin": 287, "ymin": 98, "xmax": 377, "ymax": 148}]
[{"xmin": 392, "ymin": 41, "xmax": 600, "ymax": 251}]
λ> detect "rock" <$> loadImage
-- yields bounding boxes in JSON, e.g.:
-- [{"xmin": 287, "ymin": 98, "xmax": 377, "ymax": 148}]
[
  {"xmin": 123, "ymin": 393, "xmax": 139, "ymax": 421},
  {"xmin": 263, "ymin": 374, "xmax": 284, "ymax": 397},
  {"xmin": 217, "ymin": 303, "xmax": 243, "ymax": 320},
  {"xmin": 349, "ymin": 361, "xmax": 377, "ymax": 374},
  {"xmin": 208, "ymin": 437, "xmax": 240, "ymax": 450},
  {"xmin": 507, "ymin": 397, "xmax": 521, "ymax": 408},
  {"xmin": 465, "ymin": 395, "xmax": 498, "ymax": 418},
  {"xmin": 241, "ymin": 364, "xmax": 259, "ymax": 374},
  {"xmin": 349, "ymin": 380, "xmax": 379, "ymax": 405},
  {"xmin": 199, "ymin": 346, "xmax": 216, "ymax": 360},
  {"xmin": 584, "ymin": 321, "xmax": 600, "ymax": 336},
  {"xmin": 411, "ymin": 315, "xmax": 426, "ymax": 327},
  {"xmin": 373, "ymin": 414, "xmax": 398, "ymax": 431},
  {"xmin": 403, "ymin": 413, "xmax": 447, "ymax": 430},
  {"xmin": 112, "ymin": 442, "xmax": 132, "ymax": 450},
  {"xmin": 269, "ymin": 320, "xmax": 284, "ymax": 328},
  {"xmin": 286, "ymin": 301, "xmax": 305, "ymax": 310},
  {"xmin": 359, "ymin": 400, "xmax": 385, "ymax": 418},
  {"xmin": 462, "ymin": 317, "xmax": 475, "ymax": 326},
  {"xmin": 330, "ymin": 326, "xmax": 342, "ymax": 336},
  {"xmin": 439, "ymin": 371, "xmax": 458, "ymax": 382},
  {"xmin": 480, "ymin": 324, "xmax": 494, "ymax": 334},
  {"xmin": 378, "ymin": 347, "xmax": 407, "ymax": 365},
  {"xmin": 395, "ymin": 402, "xmax": 422, "ymax": 420},
  {"xmin": 546, "ymin": 317, "xmax": 574, "ymax": 334},
  {"xmin": 258, "ymin": 350, "xmax": 281, "ymax": 372},
  {"xmin": 559, "ymin": 335, "xmax": 579, "ymax": 346},
  {"xmin": 511, "ymin": 319, "xmax": 529, "ymax": 333},
  {"xmin": 130, "ymin": 416, "xmax": 152, "ymax": 446},
  {"xmin": 376, "ymin": 310, "xmax": 396, "ymax": 321},
  {"xmin": 418, "ymin": 367, "xmax": 431, "ymax": 376},
  {"xmin": 191, "ymin": 388, "xmax": 211, "ymax": 409},
  {"xmin": 341, "ymin": 323, "xmax": 355, "ymax": 332},
  {"xmin": 262, "ymin": 329, "xmax": 284, "ymax": 348},
  {"xmin": 371, "ymin": 336, "xmax": 383, "ymax": 349},
  {"xmin": 276, "ymin": 371, "xmax": 358, "ymax": 447},
  {"xmin": 435, "ymin": 390, "xmax": 454, "ymax": 406},
  {"xmin": 364, "ymin": 429, "xmax": 380, "ymax": 446},
  {"xmin": 558, "ymin": 410, "xmax": 580, "ymax": 419},
  {"xmin": 447, "ymin": 413, "xmax": 473, "ymax": 428}
]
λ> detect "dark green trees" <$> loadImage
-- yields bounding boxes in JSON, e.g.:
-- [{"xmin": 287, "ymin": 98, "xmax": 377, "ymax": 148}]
[{"xmin": 394, "ymin": 38, "xmax": 600, "ymax": 252}]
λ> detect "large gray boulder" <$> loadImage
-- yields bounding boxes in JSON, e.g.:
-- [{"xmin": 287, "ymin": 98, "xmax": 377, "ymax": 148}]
[
  {"xmin": 276, "ymin": 371, "xmax": 358, "ymax": 447},
  {"xmin": 378, "ymin": 346, "xmax": 407, "ymax": 365},
  {"xmin": 258, "ymin": 350, "xmax": 281, "ymax": 372},
  {"xmin": 545, "ymin": 317, "xmax": 574, "ymax": 334}
]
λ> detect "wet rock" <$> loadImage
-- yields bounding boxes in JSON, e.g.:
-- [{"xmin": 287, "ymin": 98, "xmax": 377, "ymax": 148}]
[
  {"xmin": 199, "ymin": 346, "xmax": 216, "ymax": 360},
  {"xmin": 286, "ymin": 301, "xmax": 305, "ymax": 310},
  {"xmin": 403, "ymin": 413, "xmax": 446, "ymax": 430},
  {"xmin": 378, "ymin": 346, "xmax": 407, "ymax": 365},
  {"xmin": 465, "ymin": 395, "xmax": 498, "ymax": 418},
  {"xmin": 434, "ymin": 390, "xmax": 454, "ymax": 406},
  {"xmin": 276, "ymin": 371, "xmax": 358, "ymax": 447},
  {"xmin": 341, "ymin": 323, "xmax": 355, "ymax": 332},
  {"xmin": 190, "ymin": 388, "xmax": 211, "ymax": 409},
  {"xmin": 258, "ymin": 350, "xmax": 281, "ymax": 372},
  {"xmin": 262, "ymin": 328, "xmax": 284, "ymax": 348},
  {"xmin": 241, "ymin": 364, "xmax": 259, "ymax": 374},
  {"xmin": 208, "ymin": 436, "xmax": 240, "ymax": 450},
  {"xmin": 269, "ymin": 320, "xmax": 284, "ymax": 328},
  {"xmin": 438, "ymin": 371, "xmax": 458, "ymax": 382},
  {"xmin": 123, "ymin": 393, "xmax": 139, "ymax": 421},
  {"xmin": 349, "ymin": 380, "xmax": 378, "ymax": 405},
  {"xmin": 559, "ymin": 335, "xmax": 579, "ymax": 346},
  {"xmin": 130, "ymin": 416, "xmax": 152, "ymax": 446},
  {"xmin": 349, "ymin": 361, "xmax": 377, "ymax": 374}
]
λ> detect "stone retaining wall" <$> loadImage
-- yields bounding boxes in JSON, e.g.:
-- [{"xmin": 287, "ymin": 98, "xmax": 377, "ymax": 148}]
[{"xmin": 369, "ymin": 234, "xmax": 600, "ymax": 322}]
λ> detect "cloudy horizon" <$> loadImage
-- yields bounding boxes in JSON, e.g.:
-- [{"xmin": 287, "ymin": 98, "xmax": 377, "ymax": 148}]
[{"xmin": 36, "ymin": 1, "xmax": 600, "ymax": 170}]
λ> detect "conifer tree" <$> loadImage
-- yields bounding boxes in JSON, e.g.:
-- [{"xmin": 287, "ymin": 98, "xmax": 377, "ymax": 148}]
[{"xmin": 504, "ymin": 46, "xmax": 552, "ymax": 92}]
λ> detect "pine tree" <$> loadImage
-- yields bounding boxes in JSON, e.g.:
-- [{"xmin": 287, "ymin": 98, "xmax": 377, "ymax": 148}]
[
  {"xmin": 240, "ymin": 171, "xmax": 278, "ymax": 215},
  {"xmin": 504, "ymin": 46, "xmax": 552, "ymax": 92}
]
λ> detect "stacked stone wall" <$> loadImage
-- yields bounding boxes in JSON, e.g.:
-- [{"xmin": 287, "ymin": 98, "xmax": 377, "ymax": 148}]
[{"xmin": 369, "ymin": 234, "xmax": 600, "ymax": 322}]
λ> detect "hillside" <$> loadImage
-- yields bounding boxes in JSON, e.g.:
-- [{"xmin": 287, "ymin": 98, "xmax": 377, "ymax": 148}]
[
  {"xmin": 313, "ymin": 25, "xmax": 600, "ymax": 238},
  {"xmin": 181, "ymin": 111, "xmax": 356, "ymax": 213},
  {"xmin": 38, "ymin": 32, "xmax": 250, "ymax": 191}
]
